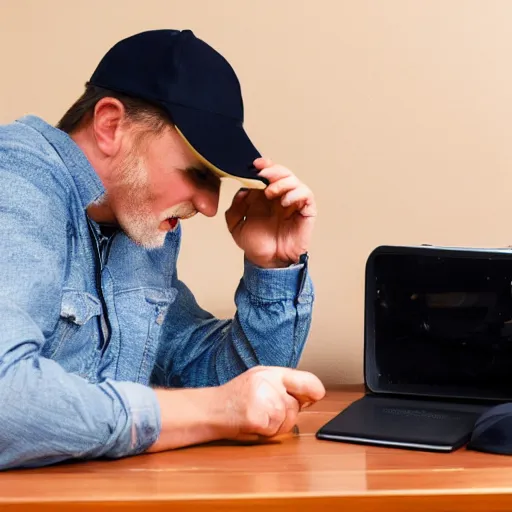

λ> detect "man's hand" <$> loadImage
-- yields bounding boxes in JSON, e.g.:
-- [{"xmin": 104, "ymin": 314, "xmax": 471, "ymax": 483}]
[
  {"xmin": 225, "ymin": 158, "xmax": 316, "ymax": 268},
  {"xmin": 219, "ymin": 366, "xmax": 326, "ymax": 440},
  {"xmin": 147, "ymin": 366, "xmax": 325, "ymax": 453}
]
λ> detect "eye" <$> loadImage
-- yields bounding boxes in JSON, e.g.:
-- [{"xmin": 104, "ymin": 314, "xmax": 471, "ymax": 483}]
[
  {"xmin": 194, "ymin": 168, "xmax": 210, "ymax": 181},
  {"xmin": 186, "ymin": 166, "xmax": 220, "ymax": 191}
]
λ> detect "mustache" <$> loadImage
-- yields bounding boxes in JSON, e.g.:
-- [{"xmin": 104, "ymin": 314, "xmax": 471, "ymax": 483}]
[{"xmin": 159, "ymin": 203, "xmax": 197, "ymax": 221}]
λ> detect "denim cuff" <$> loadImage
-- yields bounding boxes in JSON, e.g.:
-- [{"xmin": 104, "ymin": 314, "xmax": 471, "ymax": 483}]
[
  {"xmin": 242, "ymin": 257, "xmax": 314, "ymax": 302},
  {"xmin": 105, "ymin": 380, "xmax": 161, "ymax": 458}
]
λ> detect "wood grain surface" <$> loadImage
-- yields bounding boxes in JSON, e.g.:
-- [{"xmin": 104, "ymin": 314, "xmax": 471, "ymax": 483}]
[{"xmin": 3, "ymin": 386, "xmax": 512, "ymax": 511}]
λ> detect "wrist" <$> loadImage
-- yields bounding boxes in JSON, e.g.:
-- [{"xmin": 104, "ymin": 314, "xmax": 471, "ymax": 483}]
[
  {"xmin": 245, "ymin": 255, "xmax": 299, "ymax": 269},
  {"xmin": 205, "ymin": 385, "xmax": 237, "ymax": 438},
  {"xmin": 146, "ymin": 386, "xmax": 232, "ymax": 452},
  {"xmin": 249, "ymin": 260, "xmax": 290, "ymax": 269},
  {"xmin": 245, "ymin": 251, "xmax": 308, "ymax": 269}
]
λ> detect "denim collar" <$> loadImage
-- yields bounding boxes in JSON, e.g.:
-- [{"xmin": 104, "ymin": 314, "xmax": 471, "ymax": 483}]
[{"xmin": 16, "ymin": 115, "xmax": 105, "ymax": 209}]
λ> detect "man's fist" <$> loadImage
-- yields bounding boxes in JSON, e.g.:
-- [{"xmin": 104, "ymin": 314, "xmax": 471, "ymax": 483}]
[
  {"xmin": 218, "ymin": 366, "xmax": 326, "ymax": 440},
  {"xmin": 147, "ymin": 366, "xmax": 325, "ymax": 453}
]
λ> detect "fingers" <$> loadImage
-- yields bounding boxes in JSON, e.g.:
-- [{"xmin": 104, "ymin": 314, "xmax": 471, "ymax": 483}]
[
  {"xmin": 264, "ymin": 175, "xmax": 300, "ymax": 201},
  {"xmin": 266, "ymin": 395, "xmax": 289, "ymax": 436},
  {"xmin": 278, "ymin": 367, "xmax": 326, "ymax": 406},
  {"xmin": 253, "ymin": 157, "xmax": 274, "ymax": 170},
  {"xmin": 244, "ymin": 189, "xmax": 273, "ymax": 217},
  {"xmin": 256, "ymin": 162, "xmax": 316, "ymax": 218},
  {"xmin": 275, "ymin": 392, "xmax": 301, "ymax": 435},
  {"xmin": 225, "ymin": 189, "xmax": 250, "ymax": 236},
  {"xmin": 254, "ymin": 386, "xmax": 300, "ymax": 438},
  {"xmin": 281, "ymin": 185, "xmax": 317, "ymax": 218},
  {"xmin": 243, "ymin": 381, "xmax": 287, "ymax": 438},
  {"xmin": 257, "ymin": 164, "xmax": 293, "ymax": 185}
]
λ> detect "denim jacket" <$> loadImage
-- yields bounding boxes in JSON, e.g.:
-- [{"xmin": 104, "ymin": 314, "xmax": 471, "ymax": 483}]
[{"xmin": 0, "ymin": 115, "xmax": 314, "ymax": 469}]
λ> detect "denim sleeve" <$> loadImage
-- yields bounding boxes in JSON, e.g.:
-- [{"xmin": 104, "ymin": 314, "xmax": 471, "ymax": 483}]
[
  {"xmin": 0, "ymin": 169, "xmax": 160, "ymax": 469},
  {"xmin": 152, "ymin": 256, "xmax": 315, "ymax": 388}
]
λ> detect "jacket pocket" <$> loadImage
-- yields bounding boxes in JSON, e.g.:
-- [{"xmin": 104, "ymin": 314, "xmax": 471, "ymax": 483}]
[
  {"xmin": 112, "ymin": 287, "xmax": 177, "ymax": 384},
  {"xmin": 137, "ymin": 287, "xmax": 177, "ymax": 383},
  {"xmin": 46, "ymin": 289, "xmax": 103, "ymax": 360}
]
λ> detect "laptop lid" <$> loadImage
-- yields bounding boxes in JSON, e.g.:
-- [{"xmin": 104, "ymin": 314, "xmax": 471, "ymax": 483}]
[{"xmin": 364, "ymin": 245, "xmax": 512, "ymax": 403}]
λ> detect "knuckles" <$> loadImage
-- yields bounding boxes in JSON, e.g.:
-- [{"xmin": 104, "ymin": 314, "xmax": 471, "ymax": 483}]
[{"xmin": 235, "ymin": 367, "xmax": 288, "ymax": 435}]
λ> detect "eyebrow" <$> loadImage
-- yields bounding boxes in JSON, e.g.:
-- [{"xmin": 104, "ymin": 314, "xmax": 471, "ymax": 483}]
[{"xmin": 185, "ymin": 164, "xmax": 210, "ymax": 174}]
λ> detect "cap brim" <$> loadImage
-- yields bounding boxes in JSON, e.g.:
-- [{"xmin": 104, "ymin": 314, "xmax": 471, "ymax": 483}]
[{"xmin": 166, "ymin": 103, "xmax": 267, "ymax": 189}]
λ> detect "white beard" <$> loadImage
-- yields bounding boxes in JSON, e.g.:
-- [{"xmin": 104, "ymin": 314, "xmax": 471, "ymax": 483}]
[{"xmin": 109, "ymin": 154, "xmax": 196, "ymax": 249}]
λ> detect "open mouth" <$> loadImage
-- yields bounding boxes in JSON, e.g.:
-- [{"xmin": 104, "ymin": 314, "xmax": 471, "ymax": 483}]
[
  {"xmin": 159, "ymin": 210, "xmax": 197, "ymax": 232},
  {"xmin": 166, "ymin": 217, "xmax": 179, "ymax": 230}
]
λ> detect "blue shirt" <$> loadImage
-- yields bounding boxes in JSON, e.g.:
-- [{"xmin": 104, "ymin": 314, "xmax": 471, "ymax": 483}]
[{"xmin": 0, "ymin": 115, "xmax": 314, "ymax": 469}]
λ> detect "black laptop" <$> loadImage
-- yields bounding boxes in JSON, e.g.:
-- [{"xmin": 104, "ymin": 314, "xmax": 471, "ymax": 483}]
[{"xmin": 317, "ymin": 245, "xmax": 512, "ymax": 452}]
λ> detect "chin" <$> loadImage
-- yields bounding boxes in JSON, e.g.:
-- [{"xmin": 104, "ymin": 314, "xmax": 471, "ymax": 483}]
[
  {"xmin": 133, "ymin": 232, "xmax": 168, "ymax": 250},
  {"xmin": 121, "ymin": 223, "xmax": 168, "ymax": 250}
]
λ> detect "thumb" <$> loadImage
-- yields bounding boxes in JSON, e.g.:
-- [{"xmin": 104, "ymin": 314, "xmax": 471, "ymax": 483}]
[
  {"xmin": 277, "ymin": 367, "xmax": 326, "ymax": 407},
  {"xmin": 225, "ymin": 189, "xmax": 250, "ymax": 238}
]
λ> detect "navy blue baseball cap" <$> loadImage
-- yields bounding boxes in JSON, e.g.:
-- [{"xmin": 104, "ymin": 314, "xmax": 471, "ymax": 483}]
[{"xmin": 89, "ymin": 29, "xmax": 267, "ymax": 189}]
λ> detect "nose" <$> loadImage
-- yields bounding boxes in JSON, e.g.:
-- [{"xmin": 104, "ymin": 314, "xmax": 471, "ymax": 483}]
[{"xmin": 193, "ymin": 187, "xmax": 220, "ymax": 218}]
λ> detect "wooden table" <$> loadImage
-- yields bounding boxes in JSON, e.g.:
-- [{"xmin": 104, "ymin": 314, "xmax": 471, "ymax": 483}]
[{"xmin": 3, "ymin": 387, "xmax": 512, "ymax": 511}]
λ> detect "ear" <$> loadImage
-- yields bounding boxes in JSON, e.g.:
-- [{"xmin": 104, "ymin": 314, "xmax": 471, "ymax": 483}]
[{"xmin": 92, "ymin": 97, "xmax": 126, "ymax": 157}]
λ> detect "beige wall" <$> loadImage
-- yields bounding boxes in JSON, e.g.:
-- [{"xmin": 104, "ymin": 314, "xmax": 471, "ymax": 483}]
[{"xmin": 2, "ymin": 1, "xmax": 512, "ymax": 386}]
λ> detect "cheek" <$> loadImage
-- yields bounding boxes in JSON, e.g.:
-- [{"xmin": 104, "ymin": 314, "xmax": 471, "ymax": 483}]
[{"xmin": 150, "ymin": 172, "xmax": 194, "ymax": 209}]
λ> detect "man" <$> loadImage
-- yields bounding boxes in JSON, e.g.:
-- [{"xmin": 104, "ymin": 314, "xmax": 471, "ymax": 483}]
[{"xmin": 0, "ymin": 29, "xmax": 324, "ymax": 469}]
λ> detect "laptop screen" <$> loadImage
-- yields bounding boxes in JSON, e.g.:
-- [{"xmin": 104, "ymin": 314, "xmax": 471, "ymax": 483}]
[{"xmin": 366, "ymin": 247, "xmax": 512, "ymax": 401}]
